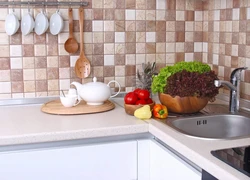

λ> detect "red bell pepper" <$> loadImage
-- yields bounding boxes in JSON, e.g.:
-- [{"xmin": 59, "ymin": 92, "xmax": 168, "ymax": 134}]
[{"xmin": 153, "ymin": 104, "xmax": 168, "ymax": 119}]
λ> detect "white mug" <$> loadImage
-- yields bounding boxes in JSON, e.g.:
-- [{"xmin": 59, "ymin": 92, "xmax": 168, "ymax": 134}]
[{"xmin": 60, "ymin": 95, "xmax": 80, "ymax": 108}]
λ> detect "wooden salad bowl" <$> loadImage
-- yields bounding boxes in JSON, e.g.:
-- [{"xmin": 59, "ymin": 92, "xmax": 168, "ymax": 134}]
[
  {"xmin": 158, "ymin": 93, "xmax": 208, "ymax": 114},
  {"xmin": 124, "ymin": 101, "xmax": 155, "ymax": 116}
]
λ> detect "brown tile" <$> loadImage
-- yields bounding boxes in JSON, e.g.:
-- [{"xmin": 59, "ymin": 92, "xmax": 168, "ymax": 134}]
[
  {"xmin": 208, "ymin": 22, "xmax": 214, "ymax": 32},
  {"xmin": 35, "ymin": 57, "xmax": 47, "ymax": 68},
  {"xmin": 104, "ymin": 66, "xmax": 115, "ymax": 76},
  {"xmin": 146, "ymin": 43, "xmax": 156, "ymax": 53},
  {"xmin": 212, "ymin": 65, "xmax": 218, "ymax": 75},
  {"xmin": 195, "ymin": 0, "xmax": 203, "ymax": 10},
  {"xmin": 147, "ymin": 0, "xmax": 156, "ymax": 9},
  {"xmin": 146, "ymin": 21, "xmax": 156, "ymax": 32},
  {"xmin": 11, "ymin": 70, "xmax": 23, "ymax": 81},
  {"xmin": 233, "ymin": 0, "xmax": 240, "ymax": 8},
  {"xmin": 224, "ymin": 67, "xmax": 231, "ymax": 81},
  {"xmin": 115, "ymin": 55, "xmax": 125, "ymax": 65},
  {"xmin": 240, "ymin": 7, "xmax": 247, "ymax": 20},
  {"xmin": 126, "ymin": 32, "xmax": 136, "ymax": 42},
  {"xmin": 176, "ymin": 32, "xmax": 185, "ymax": 42},
  {"xmin": 241, "ymin": 94, "xmax": 250, "ymax": 101},
  {"xmin": 136, "ymin": 21, "xmax": 146, "ymax": 32},
  {"xmin": 115, "ymin": 21, "xmax": 125, "ymax": 31},
  {"xmin": 220, "ymin": 10, "xmax": 227, "ymax": 21},
  {"xmin": 116, "ymin": 0, "xmax": 125, "ymax": 8},
  {"xmin": 176, "ymin": 52, "xmax": 184, "ymax": 62},
  {"xmin": 115, "ymin": 9, "xmax": 125, "ymax": 20},
  {"xmin": 194, "ymin": 53, "xmax": 202, "ymax": 61},
  {"xmin": 176, "ymin": 21, "xmax": 185, "ymax": 31},
  {"xmin": 156, "ymin": 21, "xmax": 166, "ymax": 31},
  {"xmin": 104, "ymin": 9, "xmax": 114, "ymax": 20},
  {"xmin": 93, "ymin": 9, "xmax": 103, "ymax": 20},
  {"xmin": 185, "ymin": 42, "xmax": 194, "ymax": 52},
  {"xmin": 126, "ymin": 43, "xmax": 136, "ymax": 53},
  {"xmin": 166, "ymin": 10, "xmax": 176, "ymax": 21},
  {"xmin": 219, "ymin": 55, "xmax": 225, "ymax": 66},
  {"xmin": 194, "ymin": 32, "xmax": 203, "ymax": 42},
  {"xmin": 186, "ymin": 11, "xmax": 194, "ymax": 21},
  {"xmin": 10, "ymin": 32, "xmax": 22, "ymax": 45},
  {"xmin": 47, "ymin": 34, "xmax": 58, "ymax": 44},
  {"xmin": 238, "ymin": 45, "xmax": 246, "ymax": 57},
  {"xmin": 0, "ymin": 58, "xmax": 10, "ymax": 70},
  {"xmin": 126, "ymin": 0, "xmax": 135, "ymax": 9},
  {"xmin": 85, "ymin": 0, "xmax": 92, "ymax": 8},
  {"xmin": 59, "ymin": 56, "xmax": 70, "ymax": 68},
  {"xmin": 156, "ymin": 32, "xmax": 166, "ymax": 42},
  {"xmin": 11, "ymin": 81, "xmax": 24, "ymax": 93},
  {"xmin": 203, "ymin": 32, "xmax": 208, "ymax": 42},
  {"xmin": 84, "ymin": 20, "xmax": 92, "ymax": 32},
  {"xmin": 208, "ymin": 32, "xmax": 214, "ymax": 43},
  {"xmin": 92, "ymin": 55, "xmax": 104, "ymax": 66},
  {"xmin": 36, "ymin": 80, "xmax": 48, "ymax": 92},
  {"xmin": 105, "ymin": 32, "xmax": 115, "ymax": 43},
  {"xmin": 93, "ymin": 44, "xmax": 104, "ymax": 55},
  {"xmin": 225, "ymin": 44, "xmax": 232, "ymax": 56},
  {"xmin": 23, "ymin": 45, "xmax": 34, "ymax": 57},
  {"xmin": 166, "ymin": 0, "xmax": 176, "ymax": 10},
  {"xmin": 232, "ymin": 33, "xmax": 239, "ymax": 44},
  {"xmin": 239, "ymin": 20, "xmax": 247, "ymax": 32},
  {"xmin": 125, "ymin": 76, "xmax": 135, "ymax": 87},
  {"xmin": 47, "ymin": 68, "xmax": 59, "ymax": 80},
  {"xmin": 34, "ymin": 34, "xmax": 46, "ymax": 44},
  {"xmin": 245, "ymin": 70, "xmax": 250, "ymax": 83},
  {"xmin": 125, "ymin": 65, "xmax": 136, "ymax": 76},
  {"xmin": 207, "ymin": 54, "xmax": 212, "ymax": 64}
]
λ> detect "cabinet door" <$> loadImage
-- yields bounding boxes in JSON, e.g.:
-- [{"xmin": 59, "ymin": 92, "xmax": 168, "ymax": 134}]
[
  {"xmin": 0, "ymin": 141, "xmax": 137, "ymax": 180},
  {"xmin": 149, "ymin": 140, "xmax": 201, "ymax": 180}
]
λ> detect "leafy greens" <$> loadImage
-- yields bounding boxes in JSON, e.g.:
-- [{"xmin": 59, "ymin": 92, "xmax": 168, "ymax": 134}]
[{"xmin": 151, "ymin": 61, "xmax": 212, "ymax": 94}]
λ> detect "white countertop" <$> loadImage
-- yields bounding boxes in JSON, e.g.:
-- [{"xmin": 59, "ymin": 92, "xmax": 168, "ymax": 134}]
[{"xmin": 0, "ymin": 98, "xmax": 250, "ymax": 180}]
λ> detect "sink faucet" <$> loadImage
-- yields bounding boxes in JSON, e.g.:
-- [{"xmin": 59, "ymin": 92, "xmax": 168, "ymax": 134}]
[{"xmin": 214, "ymin": 67, "xmax": 248, "ymax": 113}]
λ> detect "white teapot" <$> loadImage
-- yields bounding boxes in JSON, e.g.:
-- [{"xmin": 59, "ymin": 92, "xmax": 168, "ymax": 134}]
[{"xmin": 71, "ymin": 77, "xmax": 121, "ymax": 105}]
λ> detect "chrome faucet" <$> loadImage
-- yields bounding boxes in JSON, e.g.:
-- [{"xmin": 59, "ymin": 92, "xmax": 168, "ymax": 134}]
[{"xmin": 214, "ymin": 67, "xmax": 248, "ymax": 113}]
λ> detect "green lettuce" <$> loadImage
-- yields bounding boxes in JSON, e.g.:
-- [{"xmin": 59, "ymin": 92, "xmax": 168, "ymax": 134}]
[{"xmin": 151, "ymin": 61, "xmax": 211, "ymax": 93}]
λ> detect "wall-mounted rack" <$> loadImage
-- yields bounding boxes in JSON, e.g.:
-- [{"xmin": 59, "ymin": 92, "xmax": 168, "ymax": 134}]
[{"xmin": 0, "ymin": 1, "xmax": 88, "ymax": 7}]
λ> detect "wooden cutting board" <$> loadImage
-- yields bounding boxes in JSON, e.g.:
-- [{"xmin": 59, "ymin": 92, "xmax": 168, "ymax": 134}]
[{"xmin": 41, "ymin": 99, "xmax": 115, "ymax": 115}]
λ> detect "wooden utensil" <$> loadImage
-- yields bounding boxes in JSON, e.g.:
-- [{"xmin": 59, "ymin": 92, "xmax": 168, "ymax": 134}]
[
  {"xmin": 64, "ymin": 8, "xmax": 79, "ymax": 54},
  {"xmin": 75, "ymin": 7, "xmax": 91, "ymax": 78}
]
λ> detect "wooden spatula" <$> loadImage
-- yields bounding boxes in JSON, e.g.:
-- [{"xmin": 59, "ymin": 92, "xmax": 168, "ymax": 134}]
[{"xmin": 75, "ymin": 7, "xmax": 91, "ymax": 78}]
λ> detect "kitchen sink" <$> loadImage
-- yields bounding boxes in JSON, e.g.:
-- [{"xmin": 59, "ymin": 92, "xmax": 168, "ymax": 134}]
[{"xmin": 164, "ymin": 104, "xmax": 250, "ymax": 140}]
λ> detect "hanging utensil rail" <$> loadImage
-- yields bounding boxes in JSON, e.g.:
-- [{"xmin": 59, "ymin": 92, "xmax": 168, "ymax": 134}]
[{"xmin": 0, "ymin": 1, "xmax": 88, "ymax": 7}]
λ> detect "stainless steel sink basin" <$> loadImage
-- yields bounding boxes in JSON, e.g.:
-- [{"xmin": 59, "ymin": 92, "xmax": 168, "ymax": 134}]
[{"xmin": 165, "ymin": 104, "xmax": 250, "ymax": 140}]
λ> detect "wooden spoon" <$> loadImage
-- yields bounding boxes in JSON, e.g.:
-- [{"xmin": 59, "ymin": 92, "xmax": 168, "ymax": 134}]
[
  {"xmin": 64, "ymin": 8, "xmax": 79, "ymax": 54},
  {"xmin": 75, "ymin": 7, "xmax": 91, "ymax": 78}
]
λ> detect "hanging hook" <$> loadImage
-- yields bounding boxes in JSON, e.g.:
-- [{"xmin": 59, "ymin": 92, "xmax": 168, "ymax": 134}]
[
  {"xmin": 12, "ymin": 0, "xmax": 15, "ymax": 13},
  {"xmin": 28, "ymin": 1, "xmax": 30, "ymax": 13}
]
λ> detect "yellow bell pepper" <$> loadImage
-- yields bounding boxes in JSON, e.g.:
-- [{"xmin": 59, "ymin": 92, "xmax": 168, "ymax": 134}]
[{"xmin": 134, "ymin": 105, "xmax": 152, "ymax": 120}]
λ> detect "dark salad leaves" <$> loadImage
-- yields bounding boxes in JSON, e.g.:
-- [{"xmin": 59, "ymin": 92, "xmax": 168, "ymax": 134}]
[{"xmin": 165, "ymin": 70, "xmax": 219, "ymax": 101}]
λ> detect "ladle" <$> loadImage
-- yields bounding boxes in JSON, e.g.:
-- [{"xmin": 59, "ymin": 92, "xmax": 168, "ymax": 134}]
[
  {"xmin": 75, "ymin": 7, "xmax": 91, "ymax": 78},
  {"xmin": 64, "ymin": 8, "xmax": 79, "ymax": 54}
]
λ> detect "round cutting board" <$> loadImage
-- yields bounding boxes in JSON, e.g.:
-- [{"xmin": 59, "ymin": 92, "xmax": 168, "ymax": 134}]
[{"xmin": 41, "ymin": 99, "xmax": 115, "ymax": 115}]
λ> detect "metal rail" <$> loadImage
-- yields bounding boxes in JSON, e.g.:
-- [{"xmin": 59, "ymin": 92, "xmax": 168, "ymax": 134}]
[{"xmin": 0, "ymin": 1, "xmax": 88, "ymax": 7}]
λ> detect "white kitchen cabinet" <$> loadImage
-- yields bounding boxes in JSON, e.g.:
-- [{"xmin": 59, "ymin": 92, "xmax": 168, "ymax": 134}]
[
  {"xmin": 138, "ymin": 139, "xmax": 201, "ymax": 180},
  {"xmin": 0, "ymin": 141, "xmax": 137, "ymax": 180}
]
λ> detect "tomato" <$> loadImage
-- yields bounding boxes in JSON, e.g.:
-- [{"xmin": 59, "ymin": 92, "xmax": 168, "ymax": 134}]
[
  {"xmin": 124, "ymin": 92, "xmax": 138, "ymax": 105},
  {"xmin": 133, "ymin": 88, "xmax": 141, "ymax": 95},
  {"xmin": 146, "ymin": 98, "xmax": 153, "ymax": 104},
  {"xmin": 135, "ymin": 99, "xmax": 147, "ymax": 105},
  {"xmin": 137, "ymin": 89, "xmax": 150, "ymax": 100}
]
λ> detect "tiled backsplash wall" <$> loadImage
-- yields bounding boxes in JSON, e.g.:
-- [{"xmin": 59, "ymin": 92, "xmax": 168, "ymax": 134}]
[
  {"xmin": 203, "ymin": 0, "xmax": 250, "ymax": 100},
  {"xmin": 0, "ymin": 0, "xmax": 249, "ymax": 101}
]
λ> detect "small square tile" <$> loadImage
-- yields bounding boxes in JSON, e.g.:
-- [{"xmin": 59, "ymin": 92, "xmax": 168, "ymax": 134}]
[
  {"xmin": 146, "ymin": 32, "xmax": 156, "ymax": 42},
  {"xmin": 104, "ymin": 55, "xmax": 115, "ymax": 65},
  {"xmin": 126, "ymin": 10, "xmax": 136, "ymax": 20},
  {"xmin": 115, "ymin": 32, "xmax": 125, "ymax": 43},
  {"xmin": 92, "ymin": 21, "xmax": 104, "ymax": 31}
]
